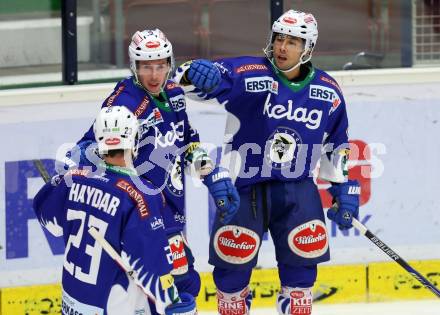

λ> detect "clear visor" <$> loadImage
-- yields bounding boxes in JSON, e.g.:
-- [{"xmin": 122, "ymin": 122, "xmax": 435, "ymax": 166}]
[{"xmin": 136, "ymin": 63, "xmax": 170, "ymax": 74}]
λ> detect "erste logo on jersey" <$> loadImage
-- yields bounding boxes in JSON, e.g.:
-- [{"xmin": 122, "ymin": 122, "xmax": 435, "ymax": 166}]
[
  {"xmin": 154, "ymin": 120, "xmax": 185, "ymax": 148},
  {"xmin": 288, "ymin": 220, "xmax": 328, "ymax": 258},
  {"xmin": 245, "ymin": 76, "xmax": 278, "ymax": 94},
  {"xmin": 263, "ymin": 94, "xmax": 323, "ymax": 130},
  {"xmin": 214, "ymin": 225, "xmax": 260, "ymax": 264},
  {"xmin": 265, "ymin": 127, "xmax": 302, "ymax": 169},
  {"xmin": 309, "ymin": 85, "xmax": 341, "ymax": 114},
  {"xmin": 139, "ymin": 108, "xmax": 164, "ymax": 137},
  {"xmin": 169, "ymin": 94, "xmax": 186, "ymax": 112}
]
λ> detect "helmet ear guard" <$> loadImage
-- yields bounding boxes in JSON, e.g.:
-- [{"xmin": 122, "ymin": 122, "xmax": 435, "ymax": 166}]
[{"xmin": 264, "ymin": 10, "xmax": 318, "ymax": 72}]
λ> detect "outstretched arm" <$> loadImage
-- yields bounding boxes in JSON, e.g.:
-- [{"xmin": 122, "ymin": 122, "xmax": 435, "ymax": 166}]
[{"xmin": 174, "ymin": 59, "xmax": 221, "ymax": 93}]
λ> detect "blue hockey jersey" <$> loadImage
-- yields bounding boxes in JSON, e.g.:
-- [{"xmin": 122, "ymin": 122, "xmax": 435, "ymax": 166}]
[
  {"xmin": 79, "ymin": 77, "xmax": 200, "ymax": 232},
  {"xmin": 191, "ymin": 56, "xmax": 349, "ymax": 189},
  {"xmin": 33, "ymin": 165, "xmax": 177, "ymax": 315}
]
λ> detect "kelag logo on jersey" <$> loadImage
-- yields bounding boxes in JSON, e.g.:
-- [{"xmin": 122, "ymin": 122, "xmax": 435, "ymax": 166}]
[
  {"xmin": 245, "ymin": 76, "xmax": 278, "ymax": 94},
  {"xmin": 154, "ymin": 120, "xmax": 185, "ymax": 148},
  {"xmin": 263, "ymin": 94, "xmax": 323, "ymax": 130},
  {"xmin": 309, "ymin": 85, "xmax": 341, "ymax": 114},
  {"xmin": 169, "ymin": 95, "xmax": 186, "ymax": 112}
]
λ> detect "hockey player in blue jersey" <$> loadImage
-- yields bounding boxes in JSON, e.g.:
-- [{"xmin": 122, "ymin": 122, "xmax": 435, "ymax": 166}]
[
  {"xmin": 174, "ymin": 9, "xmax": 361, "ymax": 315},
  {"xmin": 34, "ymin": 106, "xmax": 197, "ymax": 315},
  {"xmin": 65, "ymin": 29, "xmax": 239, "ymax": 301}
]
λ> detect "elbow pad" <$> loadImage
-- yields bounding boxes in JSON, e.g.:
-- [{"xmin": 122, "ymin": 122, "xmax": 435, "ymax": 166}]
[{"xmin": 318, "ymin": 148, "xmax": 349, "ymax": 183}]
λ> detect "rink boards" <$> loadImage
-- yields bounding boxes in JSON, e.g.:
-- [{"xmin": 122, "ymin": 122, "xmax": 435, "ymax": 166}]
[{"xmin": 1, "ymin": 260, "xmax": 439, "ymax": 314}]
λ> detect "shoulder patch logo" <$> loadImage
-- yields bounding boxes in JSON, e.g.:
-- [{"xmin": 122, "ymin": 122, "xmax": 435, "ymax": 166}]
[
  {"xmin": 106, "ymin": 84, "xmax": 126, "ymax": 107},
  {"xmin": 166, "ymin": 82, "xmax": 178, "ymax": 90},
  {"xmin": 319, "ymin": 76, "xmax": 342, "ymax": 93},
  {"xmin": 134, "ymin": 96, "xmax": 150, "ymax": 117},
  {"xmin": 66, "ymin": 169, "xmax": 90, "ymax": 177},
  {"xmin": 116, "ymin": 179, "xmax": 149, "ymax": 218},
  {"xmin": 235, "ymin": 64, "xmax": 268, "ymax": 73}
]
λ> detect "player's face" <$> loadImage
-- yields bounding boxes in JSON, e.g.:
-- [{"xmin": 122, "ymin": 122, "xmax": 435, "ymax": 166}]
[
  {"xmin": 272, "ymin": 34, "xmax": 304, "ymax": 71},
  {"xmin": 137, "ymin": 59, "xmax": 170, "ymax": 95}
]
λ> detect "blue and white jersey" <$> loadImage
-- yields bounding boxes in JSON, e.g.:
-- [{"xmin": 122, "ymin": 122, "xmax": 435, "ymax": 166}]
[
  {"xmin": 191, "ymin": 56, "xmax": 349, "ymax": 189},
  {"xmin": 79, "ymin": 77, "xmax": 200, "ymax": 232},
  {"xmin": 33, "ymin": 165, "xmax": 177, "ymax": 315}
]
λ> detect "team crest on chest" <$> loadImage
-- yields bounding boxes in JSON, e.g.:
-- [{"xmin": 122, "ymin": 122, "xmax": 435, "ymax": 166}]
[
  {"xmin": 166, "ymin": 155, "xmax": 184, "ymax": 197},
  {"xmin": 265, "ymin": 127, "xmax": 302, "ymax": 169}
]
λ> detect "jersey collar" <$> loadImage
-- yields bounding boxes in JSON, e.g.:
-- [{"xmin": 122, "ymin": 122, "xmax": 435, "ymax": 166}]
[
  {"xmin": 271, "ymin": 62, "xmax": 315, "ymax": 92},
  {"xmin": 105, "ymin": 163, "xmax": 138, "ymax": 177}
]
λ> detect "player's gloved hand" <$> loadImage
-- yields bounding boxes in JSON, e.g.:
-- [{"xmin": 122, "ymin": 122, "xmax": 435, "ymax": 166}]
[
  {"xmin": 186, "ymin": 59, "xmax": 221, "ymax": 93},
  {"xmin": 203, "ymin": 167, "xmax": 240, "ymax": 224},
  {"xmin": 327, "ymin": 180, "xmax": 360, "ymax": 230},
  {"xmin": 165, "ymin": 292, "xmax": 197, "ymax": 315}
]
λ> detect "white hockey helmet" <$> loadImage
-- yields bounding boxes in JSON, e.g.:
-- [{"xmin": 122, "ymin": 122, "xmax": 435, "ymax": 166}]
[
  {"xmin": 93, "ymin": 106, "xmax": 139, "ymax": 158},
  {"xmin": 128, "ymin": 29, "xmax": 174, "ymax": 82},
  {"xmin": 264, "ymin": 10, "xmax": 318, "ymax": 72}
]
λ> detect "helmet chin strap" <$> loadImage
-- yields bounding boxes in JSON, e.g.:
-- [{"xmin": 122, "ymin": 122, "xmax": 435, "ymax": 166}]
[{"xmin": 264, "ymin": 47, "xmax": 308, "ymax": 74}]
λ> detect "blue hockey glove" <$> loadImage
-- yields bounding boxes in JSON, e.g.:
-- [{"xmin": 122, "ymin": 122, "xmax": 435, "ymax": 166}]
[
  {"xmin": 203, "ymin": 167, "xmax": 240, "ymax": 224},
  {"xmin": 165, "ymin": 292, "xmax": 197, "ymax": 315},
  {"xmin": 326, "ymin": 180, "xmax": 360, "ymax": 230},
  {"xmin": 186, "ymin": 59, "xmax": 221, "ymax": 93}
]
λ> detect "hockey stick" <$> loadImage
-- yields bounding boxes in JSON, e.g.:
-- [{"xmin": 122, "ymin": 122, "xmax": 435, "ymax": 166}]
[
  {"xmin": 352, "ymin": 218, "xmax": 440, "ymax": 298},
  {"xmin": 33, "ymin": 159, "xmax": 51, "ymax": 183},
  {"xmin": 88, "ymin": 227, "xmax": 137, "ymax": 278},
  {"xmin": 88, "ymin": 227, "xmax": 157, "ymax": 302}
]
